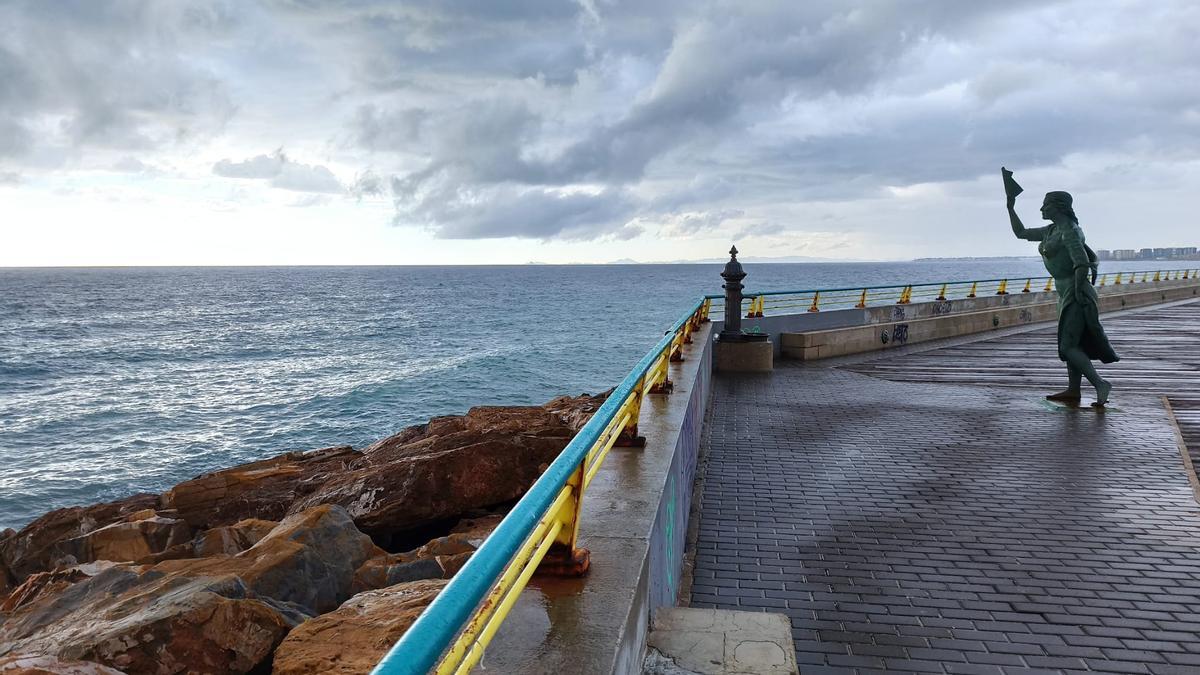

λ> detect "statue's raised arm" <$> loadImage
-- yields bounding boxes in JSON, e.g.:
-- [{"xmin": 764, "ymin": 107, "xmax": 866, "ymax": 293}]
[{"xmin": 1003, "ymin": 167, "xmax": 1048, "ymax": 242}]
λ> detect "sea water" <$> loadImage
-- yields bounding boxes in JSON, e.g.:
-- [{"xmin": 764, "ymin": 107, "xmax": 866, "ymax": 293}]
[{"xmin": 0, "ymin": 260, "xmax": 1166, "ymax": 528}]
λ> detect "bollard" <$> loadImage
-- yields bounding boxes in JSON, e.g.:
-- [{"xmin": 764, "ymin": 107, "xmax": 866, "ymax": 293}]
[
  {"xmin": 714, "ymin": 247, "xmax": 770, "ymax": 371},
  {"xmin": 719, "ymin": 246, "xmax": 746, "ymax": 341}
]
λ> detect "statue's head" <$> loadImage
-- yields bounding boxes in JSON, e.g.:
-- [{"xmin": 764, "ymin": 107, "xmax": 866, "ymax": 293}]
[{"xmin": 1040, "ymin": 191, "xmax": 1077, "ymax": 223}]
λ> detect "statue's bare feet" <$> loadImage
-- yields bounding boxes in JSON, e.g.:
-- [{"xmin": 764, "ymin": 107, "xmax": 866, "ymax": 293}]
[
  {"xmin": 1046, "ymin": 390, "xmax": 1081, "ymax": 402},
  {"xmin": 1094, "ymin": 379, "xmax": 1112, "ymax": 406}
]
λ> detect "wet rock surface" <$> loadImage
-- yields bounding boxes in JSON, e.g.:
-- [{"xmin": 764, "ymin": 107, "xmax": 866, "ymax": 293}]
[
  {"xmin": 0, "ymin": 395, "xmax": 600, "ymax": 673},
  {"xmin": 0, "ymin": 653, "xmax": 128, "ymax": 674},
  {"xmin": 270, "ymin": 579, "xmax": 448, "ymax": 675},
  {"xmin": 0, "ymin": 495, "xmax": 158, "ymax": 582}
]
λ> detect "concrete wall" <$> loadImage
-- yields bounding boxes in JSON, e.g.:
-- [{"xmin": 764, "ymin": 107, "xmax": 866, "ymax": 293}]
[
  {"xmin": 648, "ymin": 336, "xmax": 711, "ymax": 609},
  {"xmin": 779, "ymin": 278, "xmax": 1200, "ymax": 361}
]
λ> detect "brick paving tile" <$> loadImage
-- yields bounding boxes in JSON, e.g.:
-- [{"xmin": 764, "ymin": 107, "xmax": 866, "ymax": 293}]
[{"xmin": 691, "ymin": 301, "xmax": 1200, "ymax": 673}]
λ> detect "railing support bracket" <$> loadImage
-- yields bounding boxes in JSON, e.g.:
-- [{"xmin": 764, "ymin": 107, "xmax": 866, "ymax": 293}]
[{"xmin": 536, "ymin": 545, "xmax": 590, "ymax": 577}]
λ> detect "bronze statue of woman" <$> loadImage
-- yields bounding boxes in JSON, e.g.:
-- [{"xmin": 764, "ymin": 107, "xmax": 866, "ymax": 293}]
[{"xmin": 1003, "ymin": 167, "xmax": 1119, "ymax": 405}]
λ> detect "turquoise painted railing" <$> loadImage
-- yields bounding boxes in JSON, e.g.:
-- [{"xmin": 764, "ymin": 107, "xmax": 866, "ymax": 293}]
[{"xmin": 372, "ymin": 297, "xmax": 710, "ymax": 675}]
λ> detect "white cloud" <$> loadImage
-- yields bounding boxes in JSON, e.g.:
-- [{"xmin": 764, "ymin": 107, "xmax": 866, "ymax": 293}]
[{"xmin": 212, "ymin": 152, "xmax": 343, "ymax": 194}]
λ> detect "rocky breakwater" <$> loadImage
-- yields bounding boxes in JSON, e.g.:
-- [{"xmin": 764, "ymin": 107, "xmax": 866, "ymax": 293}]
[{"xmin": 0, "ymin": 394, "xmax": 603, "ymax": 674}]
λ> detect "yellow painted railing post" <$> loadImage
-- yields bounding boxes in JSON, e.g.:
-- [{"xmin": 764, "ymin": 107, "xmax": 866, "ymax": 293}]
[
  {"xmin": 1098, "ymin": 274, "xmax": 1106, "ymax": 287},
  {"xmin": 1154, "ymin": 270, "xmax": 1161, "ymax": 282},
  {"xmin": 855, "ymin": 288, "xmax": 868, "ymax": 308},
  {"xmin": 967, "ymin": 281, "xmax": 977, "ymax": 298},
  {"xmin": 1115, "ymin": 272, "xmax": 1122, "ymax": 285},
  {"xmin": 996, "ymin": 279, "xmax": 1008, "ymax": 295},
  {"xmin": 936, "ymin": 283, "xmax": 947, "ymax": 301},
  {"xmin": 898, "ymin": 286, "xmax": 912, "ymax": 304},
  {"xmin": 535, "ymin": 463, "xmax": 589, "ymax": 577},
  {"xmin": 615, "ymin": 375, "xmax": 647, "ymax": 447},
  {"xmin": 1044, "ymin": 277, "xmax": 1054, "ymax": 292},
  {"xmin": 648, "ymin": 343, "xmax": 673, "ymax": 395},
  {"xmin": 808, "ymin": 291, "xmax": 820, "ymax": 313},
  {"xmin": 1021, "ymin": 278, "xmax": 1032, "ymax": 293},
  {"xmin": 700, "ymin": 298, "xmax": 712, "ymax": 321}
]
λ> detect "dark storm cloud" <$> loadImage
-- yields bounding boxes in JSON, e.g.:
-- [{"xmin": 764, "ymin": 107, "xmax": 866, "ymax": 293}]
[
  {"xmin": 429, "ymin": 186, "xmax": 639, "ymax": 241},
  {"xmin": 0, "ymin": 1, "xmax": 235, "ymax": 161},
  {"xmin": 330, "ymin": 0, "xmax": 1200, "ymax": 240}
]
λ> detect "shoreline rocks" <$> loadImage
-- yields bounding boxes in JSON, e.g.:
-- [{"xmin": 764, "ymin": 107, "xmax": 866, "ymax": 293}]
[
  {"xmin": 271, "ymin": 579, "xmax": 449, "ymax": 675},
  {"xmin": 0, "ymin": 393, "xmax": 603, "ymax": 674}
]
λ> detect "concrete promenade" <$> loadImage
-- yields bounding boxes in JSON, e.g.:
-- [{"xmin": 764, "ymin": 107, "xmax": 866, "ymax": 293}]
[{"xmin": 691, "ymin": 299, "xmax": 1200, "ymax": 673}]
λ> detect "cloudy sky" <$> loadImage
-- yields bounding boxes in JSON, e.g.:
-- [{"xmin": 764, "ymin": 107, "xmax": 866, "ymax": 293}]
[{"xmin": 2, "ymin": 0, "xmax": 1198, "ymax": 265}]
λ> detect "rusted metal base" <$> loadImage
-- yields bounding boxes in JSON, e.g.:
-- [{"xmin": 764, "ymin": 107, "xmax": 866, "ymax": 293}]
[
  {"xmin": 650, "ymin": 380, "xmax": 674, "ymax": 394},
  {"xmin": 670, "ymin": 351, "xmax": 685, "ymax": 362},
  {"xmin": 537, "ymin": 546, "xmax": 590, "ymax": 577},
  {"xmin": 615, "ymin": 424, "xmax": 646, "ymax": 447}
]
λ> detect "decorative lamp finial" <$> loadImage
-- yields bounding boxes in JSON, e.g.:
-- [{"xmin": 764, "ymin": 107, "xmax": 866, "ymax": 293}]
[{"xmin": 729, "ymin": 245, "xmax": 738, "ymax": 259}]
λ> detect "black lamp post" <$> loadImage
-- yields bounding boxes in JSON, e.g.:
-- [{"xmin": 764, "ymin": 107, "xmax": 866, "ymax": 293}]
[{"xmin": 719, "ymin": 246, "xmax": 746, "ymax": 342}]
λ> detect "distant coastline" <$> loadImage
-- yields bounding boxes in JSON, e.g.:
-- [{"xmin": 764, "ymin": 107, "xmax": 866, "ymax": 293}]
[
  {"xmin": 912, "ymin": 256, "xmax": 1039, "ymax": 262},
  {"xmin": 602, "ymin": 255, "xmax": 886, "ymax": 265}
]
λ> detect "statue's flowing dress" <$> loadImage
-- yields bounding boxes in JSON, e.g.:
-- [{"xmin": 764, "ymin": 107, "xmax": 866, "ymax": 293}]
[{"xmin": 1021, "ymin": 222, "xmax": 1119, "ymax": 364}]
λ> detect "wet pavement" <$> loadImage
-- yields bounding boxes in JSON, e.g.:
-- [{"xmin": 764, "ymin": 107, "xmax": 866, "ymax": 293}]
[{"xmin": 691, "ymin": 300, "xmax": 1200, "ymax": 673}]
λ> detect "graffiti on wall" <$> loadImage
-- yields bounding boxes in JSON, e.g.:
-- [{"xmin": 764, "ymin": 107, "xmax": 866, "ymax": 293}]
[{"xmin": 648, "ymin": 346, "xmax": 706, "ymax": 609}]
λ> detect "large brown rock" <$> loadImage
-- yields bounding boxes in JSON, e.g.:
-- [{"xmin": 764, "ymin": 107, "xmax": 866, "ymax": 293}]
[
  {"xmin": 161, "ymin": 446, "xmax": 356, "ymax": 529},
  {"xmin": 351, "ymin": 531, "xmax": 485, "ymax": 593},
  {"xmin": 0, "ymin": 505, "xmax": 376, "ymax": 674},
  {"xmin": 449, "ymin": 513, "xmax": 505, "ymax": 546},
  {"xmin": 193, "ymin": 519, "xmax": 278, "ymax": 557},
  {"xmin": 50, "ymin": 517, "xmax": 192, "ymax": 569},
  {"xmin": 544, "ymin": 391, "xmax": 609, "ymax": 432},
  {"xmin": 0, "ymin": 495, "xmax": 158, "ymax": 582},
  {"xmin": 291, "ymin": 406, "xmax": 580, "ymax": 539},
  {"xmin": 150, "ymin": 401, "xmax": 600, "ymax": 546},
  {"xmin": 0, "ymin": 563, "xmax": 292, "ymax": 674},
  {"xmin": 0, "ymin": 562, "xmax": 118, "ymax": 614},
  {"xmin": 0, "ymin": 654, "xmax": 127, "ymax": 674},
  {"xmin": 271, "ymin": 579, "xmax": 448, "ymax": 675}
]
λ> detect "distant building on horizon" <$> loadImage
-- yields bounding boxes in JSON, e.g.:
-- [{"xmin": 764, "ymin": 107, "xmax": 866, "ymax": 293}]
[{"xmin": 1095, "ymin": 247, "xmax": 1197, "ymax": 261}]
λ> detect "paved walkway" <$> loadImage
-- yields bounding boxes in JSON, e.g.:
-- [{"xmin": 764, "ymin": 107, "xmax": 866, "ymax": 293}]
[{"xmin": 691, "ymin": 300, "xmax": 1200, "ymax": 674}]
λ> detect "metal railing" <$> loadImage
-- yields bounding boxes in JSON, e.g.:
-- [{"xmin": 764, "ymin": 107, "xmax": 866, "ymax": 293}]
[
  {"xmin": 371, "ymin": 265, "xmax": 1197, "ymax": 673},
  {"xmin": 719, "ymin": 268, "xmax": 1198, "ymax": 318},
  {"xmin": 371, "ymin": 297, "xmax": 712, "ymax": 675}
]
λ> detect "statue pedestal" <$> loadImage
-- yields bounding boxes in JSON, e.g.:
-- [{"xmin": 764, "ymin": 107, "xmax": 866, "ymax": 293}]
[{"xmin": 714, "ymin": 339, "xmax": 773, "ymax": 372}]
